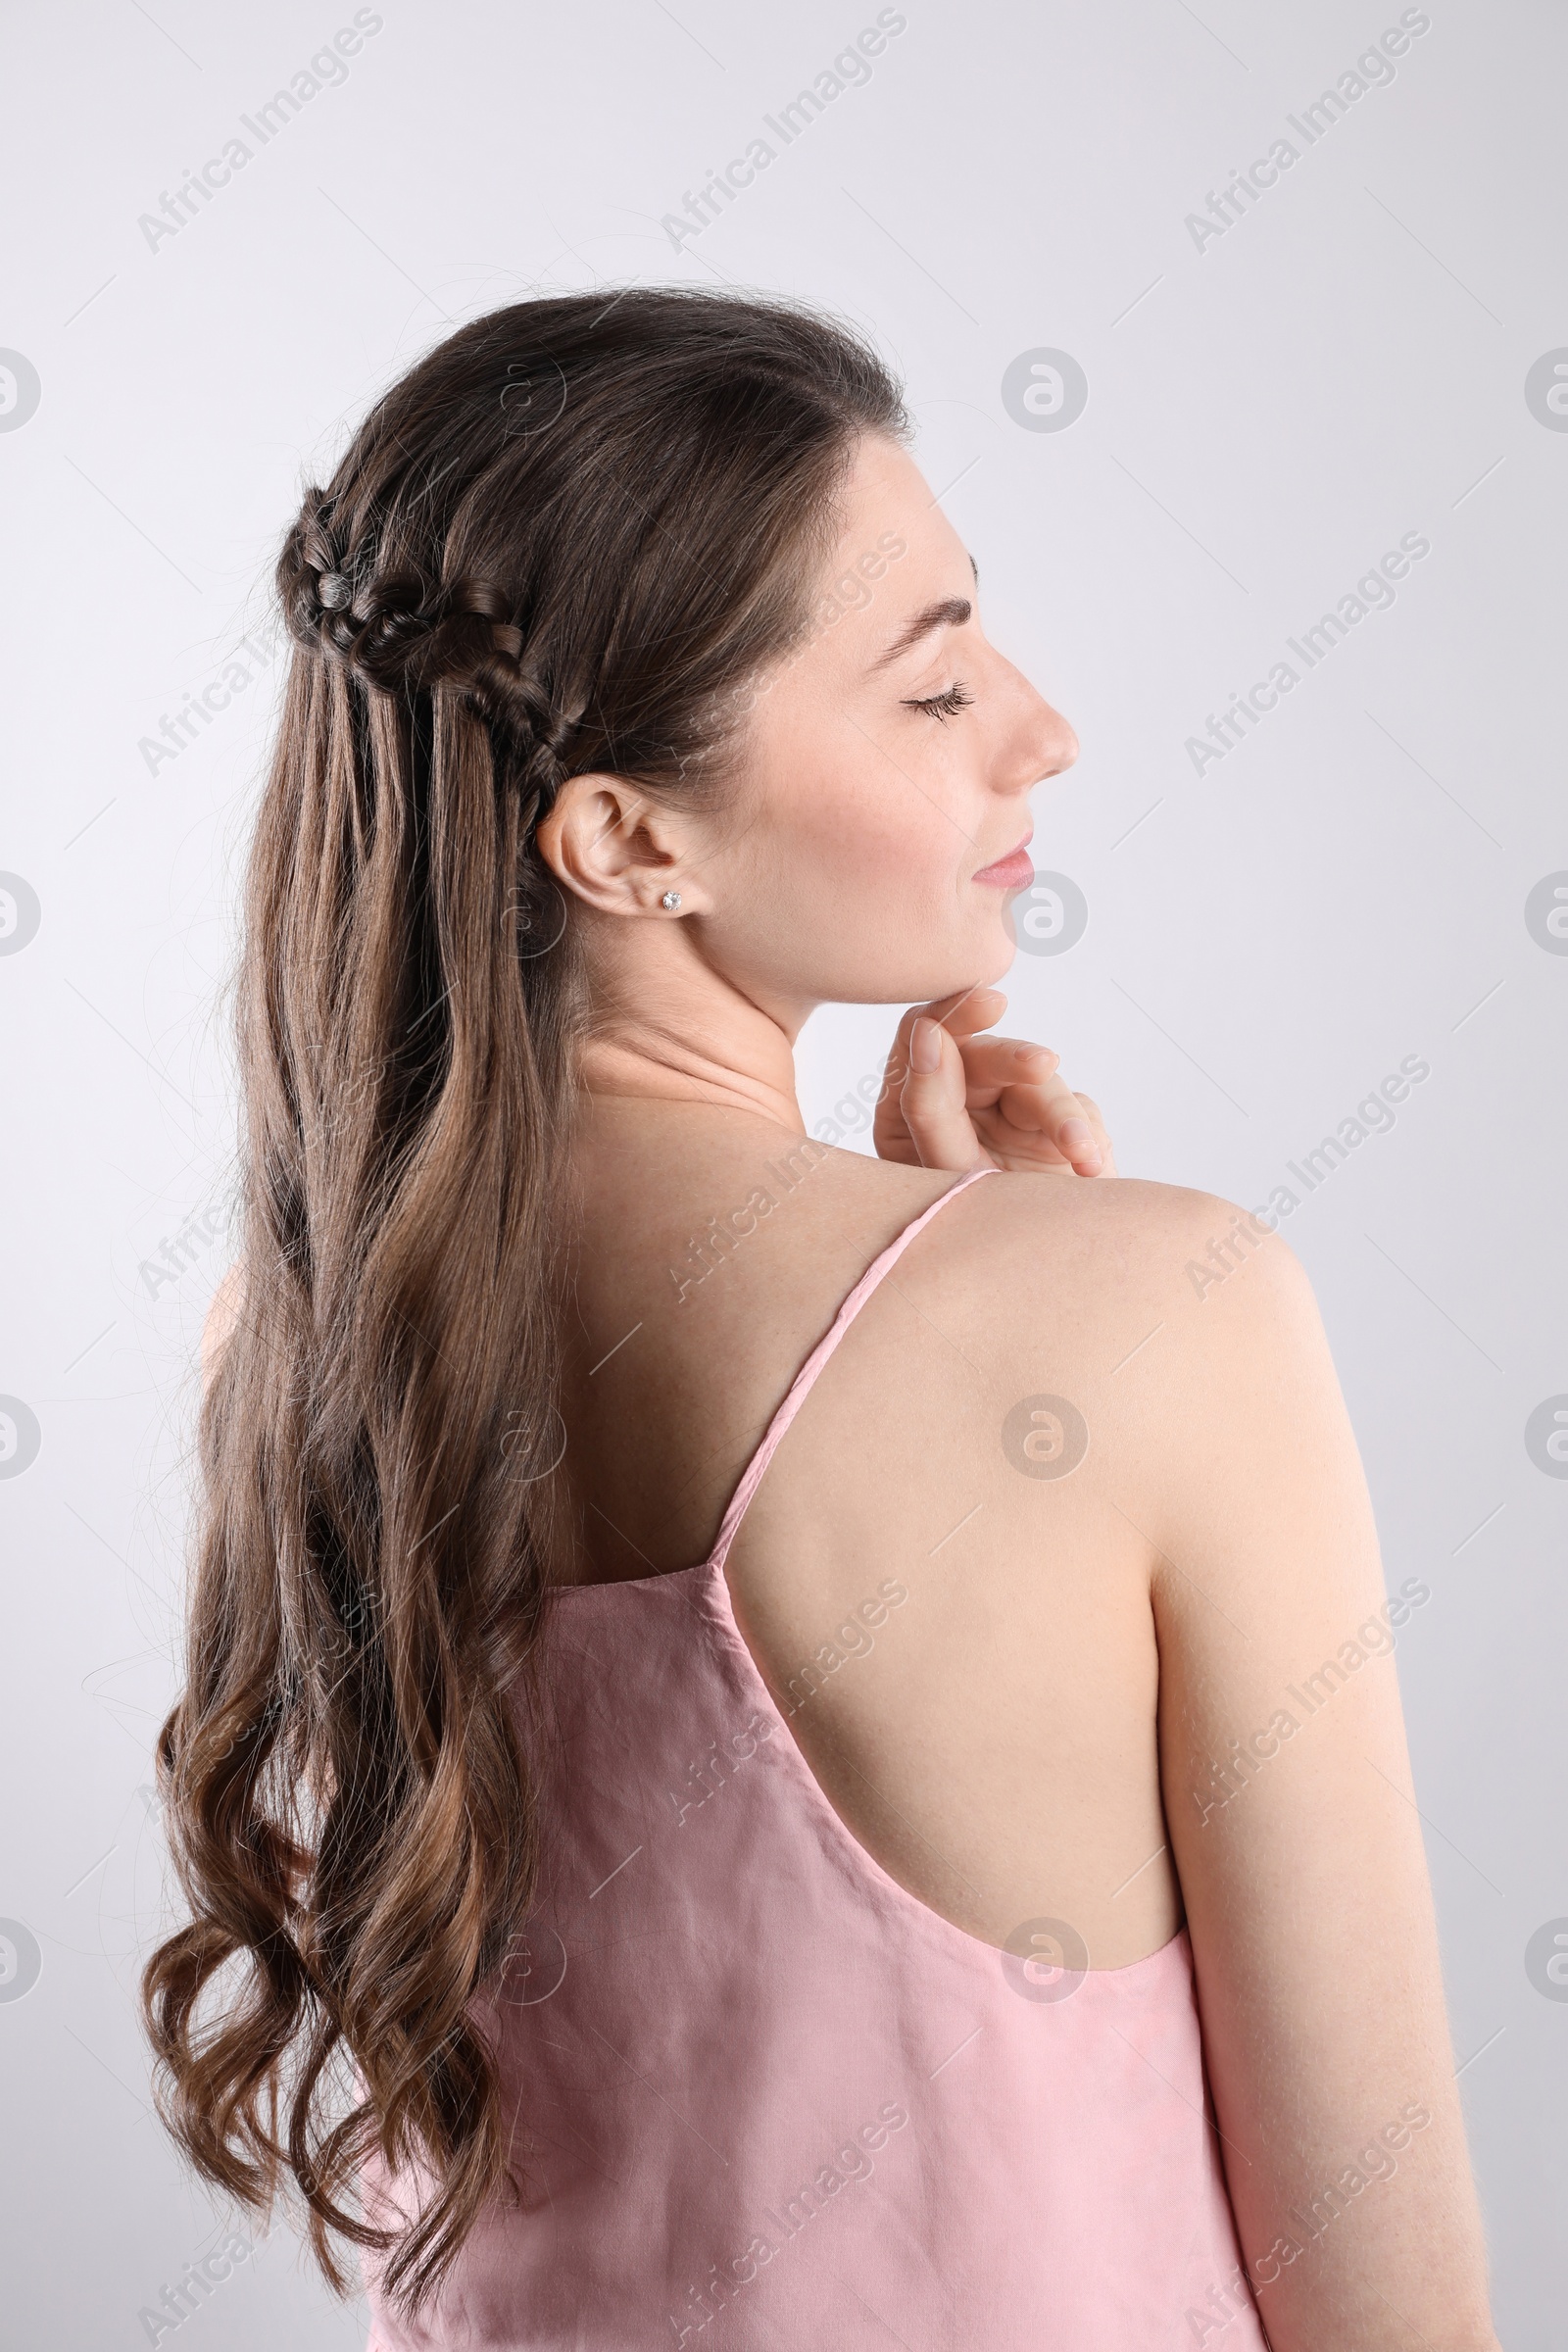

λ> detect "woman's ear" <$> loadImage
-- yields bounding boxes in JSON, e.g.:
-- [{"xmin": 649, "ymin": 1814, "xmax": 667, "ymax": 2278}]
[{"xmin": 535, "ymin": 772, "xmax": 703, "ymax": 918}]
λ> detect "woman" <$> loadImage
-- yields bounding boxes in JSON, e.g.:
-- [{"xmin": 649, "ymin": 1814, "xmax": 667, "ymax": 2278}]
[{"xmin": 145, "ymin": 289, "xmax": 1500, "ymax": 2349}]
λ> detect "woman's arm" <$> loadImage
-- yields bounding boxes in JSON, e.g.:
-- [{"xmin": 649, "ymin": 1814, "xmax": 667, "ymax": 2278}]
[{"xmin": 1148, "ymin": 1213, "xmax": 1498, "ymax": 2351}]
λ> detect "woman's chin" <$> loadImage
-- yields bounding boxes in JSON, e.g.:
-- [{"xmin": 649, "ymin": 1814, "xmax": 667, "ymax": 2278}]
[{"xmin": 889, "ymin": 951, "xmax": 1017, "ymax": 1004}]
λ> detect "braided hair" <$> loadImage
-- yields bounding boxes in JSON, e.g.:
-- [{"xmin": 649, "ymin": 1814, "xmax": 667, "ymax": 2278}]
[
  {"xmin": 144, "ymin": 286, "xmax": 906, "ymax": 2318},
  {"xmin": 280, "ymin": 487, "xmax": 584, "ymax": 833}
]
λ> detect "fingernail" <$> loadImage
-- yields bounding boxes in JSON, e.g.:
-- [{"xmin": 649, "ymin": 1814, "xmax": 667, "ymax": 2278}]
[
  {"xmin": 910, "ymin": 1018, "xmax": 941, "ymax": 1074},
  {"xmin": 1059, "ymin": 1118, "xmax": 1094, "ymax": 1156}
]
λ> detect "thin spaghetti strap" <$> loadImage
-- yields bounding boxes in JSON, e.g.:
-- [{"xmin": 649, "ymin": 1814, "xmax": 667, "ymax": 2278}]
[{"xmin": 707, "ymin": 1163, "xmax": 999, "ymax": 1575}]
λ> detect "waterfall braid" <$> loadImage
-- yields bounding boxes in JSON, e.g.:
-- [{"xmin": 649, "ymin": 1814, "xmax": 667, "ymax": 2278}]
[{"xmin": 142, "ymin": 288, "xmax": 906, "ymax": 2313}]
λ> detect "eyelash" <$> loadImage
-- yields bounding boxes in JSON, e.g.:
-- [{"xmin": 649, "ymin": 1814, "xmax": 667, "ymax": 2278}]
[{"xmin": 904, "ymin": 681, "xmax": 974, "ymax": 721}]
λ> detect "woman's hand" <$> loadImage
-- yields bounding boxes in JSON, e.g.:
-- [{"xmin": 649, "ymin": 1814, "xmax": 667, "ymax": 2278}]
[{"xmin": 871, "ymin": 987, "xmax": 1116, "ymax": 1177}]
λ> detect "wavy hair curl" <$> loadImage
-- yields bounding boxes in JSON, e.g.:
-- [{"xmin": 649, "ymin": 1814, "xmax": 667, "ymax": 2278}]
[{"xmin": 141, "ymin": 287, "xmax": 905, "ymax": 2312}]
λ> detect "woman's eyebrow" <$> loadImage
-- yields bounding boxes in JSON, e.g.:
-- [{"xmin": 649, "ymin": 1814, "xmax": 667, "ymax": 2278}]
[{"xmin": 869, "ymin": 594, "xmax": 973, "ymax": 671}]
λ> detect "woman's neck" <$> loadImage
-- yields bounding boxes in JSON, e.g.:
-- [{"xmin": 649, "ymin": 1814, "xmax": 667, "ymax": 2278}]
[
  {"xmin": 564, "ymin": 891, "xmax": 823, "ymax": 1131},
  {"xmin": 575, "ymin": 976, "xmax": 808, "ymax": 1135}
]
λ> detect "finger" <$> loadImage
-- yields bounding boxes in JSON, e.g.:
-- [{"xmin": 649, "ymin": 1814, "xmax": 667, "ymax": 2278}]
[
  {"xmin": 996, "ymin": 1077, "xmax": 1107, "ymax": 1174},
  {"xmin": 956, "ymin": 1034, "xmax": 1060, "ymax": 1105},
  {"xmin": 1051, "ymin": 1091, "xmax": 1113, "ymax": 1176},
  {"xmin": 930, "ymin": 985, "xmax": 1008, "ymax": 1043},
  {"xmin": 900, "ymin": 1017, "xmax": 992, "ymax": 1171},
  {"xmin": 1058, "ymin": 1092, "xmax": 1110, "ymax": 1154},
  {"xmin": 877, "ymin": 990, "xmax": 1009, "ymax": 1155},
  {"xmin": 1065, "ymin": 1094, "xmax": 1117, "ymax": 1177},
  {"xmin": 876, "ymin": 990, "xmax": 1013, "ymax": 1160},
  {"xmin": 889, "ymin": 987, "xmax": 1007, "ymax": 1076},
  {"xmin": 1053, "ymin": 1113, "xmax": 1104, "ymax": 1176}
]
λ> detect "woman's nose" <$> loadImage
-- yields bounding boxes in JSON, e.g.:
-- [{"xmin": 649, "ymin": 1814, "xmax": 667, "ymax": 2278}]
[
  {"xmin": 1038, "ymin": 701, "xmax": 1080, "ymax": 779},
  {"xmin": 1004, "ymin": 682, "xmax": 1077, "ymax": 789}
]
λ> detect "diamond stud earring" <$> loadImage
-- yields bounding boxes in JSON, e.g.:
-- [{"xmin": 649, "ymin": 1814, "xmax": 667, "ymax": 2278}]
[{"xmin": 661, "ymin": 891, "xmax": 682, "ymax": 911}]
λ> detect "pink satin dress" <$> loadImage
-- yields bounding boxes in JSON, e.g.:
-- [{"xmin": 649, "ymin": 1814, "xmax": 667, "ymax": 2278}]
[{"xmin": 364, "ymin": 1167, "xmax": 1268, "ymax": 2349}]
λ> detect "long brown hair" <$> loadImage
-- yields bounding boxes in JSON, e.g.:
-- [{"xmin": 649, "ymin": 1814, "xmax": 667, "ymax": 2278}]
[{"xmin": 142, "ymin": 288, "xmax": 905, "ymax": 2311}]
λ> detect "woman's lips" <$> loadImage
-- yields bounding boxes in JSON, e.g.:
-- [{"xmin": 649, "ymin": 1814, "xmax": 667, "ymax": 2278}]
[{"xmin": 972, "ymin": 839, "xmax": 1035, "ymax": 889}]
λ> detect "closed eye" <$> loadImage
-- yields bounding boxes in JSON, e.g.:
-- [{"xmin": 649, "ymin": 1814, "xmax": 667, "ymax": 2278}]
[{"xmin": 903, "ymin": 682, "xmax": 973, "ymax": 720}]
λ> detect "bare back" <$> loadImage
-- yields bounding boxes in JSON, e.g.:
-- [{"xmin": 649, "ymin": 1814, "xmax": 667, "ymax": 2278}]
[{"xmin": 558, "ymin": 1098, "xmax": 1184, "ymax": 1970}]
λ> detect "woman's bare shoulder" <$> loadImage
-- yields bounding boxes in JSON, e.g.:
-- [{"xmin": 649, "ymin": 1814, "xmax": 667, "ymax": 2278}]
[
  {"xmin": 922, "ymin": 1165, "xmax": 1318, "ymax": 1364},
  {"xmin": 881, "ymin": 1163, "xmax": 1335, "ymax": 1552}
]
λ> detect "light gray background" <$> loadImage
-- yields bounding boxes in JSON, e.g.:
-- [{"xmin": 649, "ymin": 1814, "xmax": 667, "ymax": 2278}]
[{"xmin": 2, "ymin": 0, "xmax": 1563, "ymax": 2343}]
